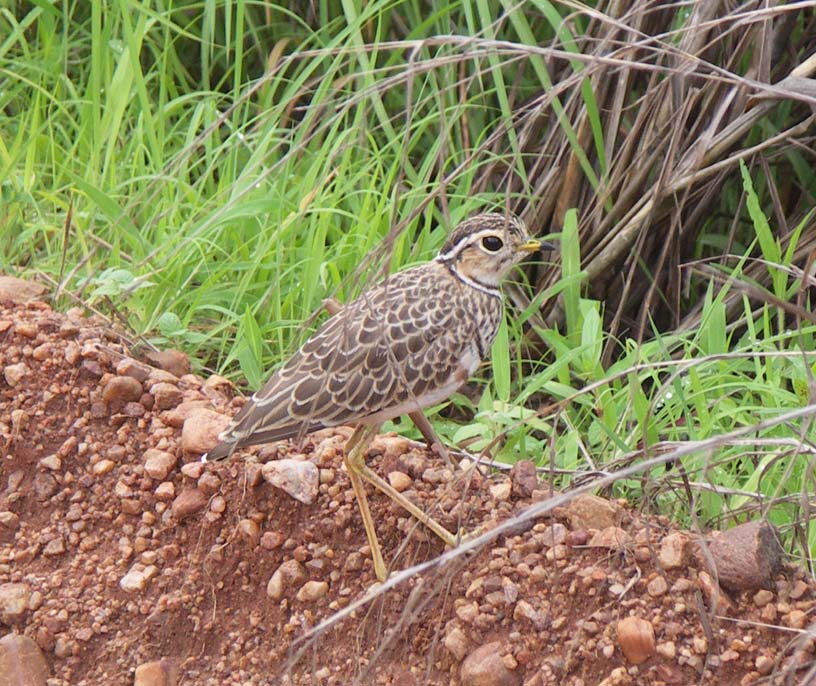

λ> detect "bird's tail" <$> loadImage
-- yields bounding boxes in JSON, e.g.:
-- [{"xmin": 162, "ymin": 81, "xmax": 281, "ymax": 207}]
[{"xmin": 201, "ymin": 438, "xmax": 237, "ymax": 463}]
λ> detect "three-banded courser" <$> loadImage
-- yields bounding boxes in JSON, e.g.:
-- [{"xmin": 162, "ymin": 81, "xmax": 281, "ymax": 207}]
[{"xmin": 205, "ymin": 213, "xmax": 544, "ymax": 581}]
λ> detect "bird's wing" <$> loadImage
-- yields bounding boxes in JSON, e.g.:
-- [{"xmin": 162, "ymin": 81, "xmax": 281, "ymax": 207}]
[{"xmin": 218, "ymin": 263, "xmax": 482, "ymax": 451}]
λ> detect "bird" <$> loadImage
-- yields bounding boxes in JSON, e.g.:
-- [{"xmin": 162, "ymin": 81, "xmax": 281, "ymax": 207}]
[{"xmin": 204, "ymin": 212, "xmax": 546, "ymax": 581}]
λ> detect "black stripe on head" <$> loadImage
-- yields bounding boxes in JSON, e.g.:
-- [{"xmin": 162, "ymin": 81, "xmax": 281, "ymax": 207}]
[{"xmin": 438, "ymin": 213, "xmax": 525, "ymax": 260}]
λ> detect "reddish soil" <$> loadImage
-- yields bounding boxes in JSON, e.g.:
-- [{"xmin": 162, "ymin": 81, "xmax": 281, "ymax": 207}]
[{"xmin": 1, "ymin": 293, "xmax": 813, "ymax": 685}]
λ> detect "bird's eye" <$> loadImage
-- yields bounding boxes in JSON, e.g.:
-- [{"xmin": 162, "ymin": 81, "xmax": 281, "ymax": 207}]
[{"xmin": 481, "ymin": 235, "xmax": 504, "ymax": 252}]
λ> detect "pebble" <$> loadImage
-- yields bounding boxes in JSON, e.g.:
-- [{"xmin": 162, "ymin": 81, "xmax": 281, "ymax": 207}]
[
  {"xmin": 151, "ymin": 382, "xmax": 183, "ymax": 410},
  {"xmin": 753, "ymin": 589, "xmax": 774, "ymax": 607},
  {"xmin": 646, "ymin": 575, "xmax": 668, "ymax": 596},
  {"xmin": 181, "ymin": 409, "xmax": 231, "ymax": 454},
  {"xmin": 154, "ymin": 482, "xmax": 176, "ymax": 501},
  {"xmin": 0, "ymin": 582, "xmax": 30, "ymax": 623},
  {"xmin": 116, "ymin": 357, "xmax": 152, "ymax": 383},
  {"xmin": 102, "ymin": 375, "xmax": 143, "ymax": 405},
  {"xmin": 588, "ymin": 526, "xmax": 630, "ymax": 548},
  {"xmin": 145, "ymin": 349, "xmax": 191, "ymax": 377},
  {"xmin": 134, "ymin": 658, "xmax": 180, "ymax": 686},
  {"xmin": 488, "ymin": 480, "xmax": 512, "ymax": 502},
  {"xmin": 262, "ymin": 459, "xmax": 319, "ymax": 505},
  {"xmin": 0, "ymin": 511, "xmax": 19, "ymax": 530},
  {"xmin": 460, "ymin": 641, "xmax": 521, "ymax": 686},
  {"xmin": 267, "ymin": 560, "xmax": 308, "ymax": 601},
  {"xmin": 616, "ymin": 616, "xmax": 655, "ymax": 664},
  {"xmin": 0, "ymin": 633, "xmax": 48, "ymax": 686},
  {"xmin": 444, "ymin": 625, "xmax": 469, "ymax": 661},
  {"xmin": 510, "ymin": 460, "xmax": 538, "ymax": 498},
  {"xmin": 296, "ymin": 581, "xmax": 329, "ymax": 602},
  {"xmin": 144, "ymin": 449, "xmax": 178, "ymax": 480},
  {"xmin": 239, "ymin": 518, "xmax": 261, "ymax": 546},
  {"xmin": 658, "ymin": 532, "xmax": 690, "ymax": 569},
  {"xmin": 565, "ymin": 494, "xmax": 622, "ymax": 530},
  {"xmin": 755, "ymin": 655, "xmax": 774, "ymax": 675},
  {"xmin": 181, "ymin": 462, "xmax": 205, "ymax": 480},
  {"xmin": 92, "ymin": 459, "xmax": 115, "ymax": 475},
  {"xmin": 3, "ymin": 362, "xmax": 28, "ymax": 387},
  {"xmin": 387, "ymin": 471, "xmax": 412, "ymax": 492},
  {"xmin": 171, "ymin": 489, "xmax": 208, "ymax": 519},
  {"xmin": 119, "ymin": 563, "xmax": 159, "ymax": 592},
  {"xmin": 42, "ymin": 537, "xmax": 66, "ymax": 557}
]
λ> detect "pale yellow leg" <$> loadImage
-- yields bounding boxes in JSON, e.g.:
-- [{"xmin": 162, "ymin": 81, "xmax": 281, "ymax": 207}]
[
  {"xmin": 346, "ymin": 428, "xmax": 459, "ymax": 549},
  {"xmin": 344, "ymin": 425, "xmax": 387, "ymax": 581}
]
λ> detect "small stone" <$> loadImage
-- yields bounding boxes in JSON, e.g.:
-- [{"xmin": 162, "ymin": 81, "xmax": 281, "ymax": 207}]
[
  {"xmin": 119, "ymin": 563, "xmax": 159, "ymax": 592},
  {"xmin": 784, "ymin": 609, "xmax": 807, "ymax": 629},
  {"xmin": 646, "ymin": 575, "xmax": 668, "ymax": 597},
  {"xmin": 387, "ymin": 471, "xmax": 412, "ymax": 492},
  {"xmin": 144, "ymin": 449, "xmax": 178, "ymax": 480},
  {"xmin": 489, "ymin": 480, "xmax": 512, "ymax": 502},
  {"xmin": 92, "ymin": 459, "xmax": 115, "ymax": 475},
  {"xmin": 0, "ymin": 582, "xmax": 30, "ymax": 623},
  {"xmin": 617, "ymin": 616, "xmax": 655, "ymax": 665},
  {"xmin": 134, "ymin": 658, "xmax": 180, "ymax": 686},
  {"xmin": 456, "ymin": 602, "xmax": 479, "ymax": 624},
  {"xmin": 38, "ymin": 454, "xmax": 61, "ymax": 471},
  {"xmin": 180, "ymin": 462, "xmax": 205, "ymax": 480},
  {"xmin": 707, "ymin": 520, "xmax": 784, "ymax": 591},
  {"xmin": 658, "ymin": 532, "xmax": 690, "ymax": 569},
  {"xmin": 239, "ymin": 518, "xmax": 261, "ymax": 546},
  {"xmin": 588, "ymin": 526, "xmax": 630, "ymax": 548},
  {"xmin": 267, "ymin": 560, "xmax": 308, "ymax": 600},
  {"xmin": 209, "ymin": 495, "xmax": 226, "ymax": 514},
  {"xmin": 296, "ymin": 581, "xmax": 328, "ymax": 602},
  {"xmin": 145, "ymin": 349, "xmax": 191, "ymax": 377},
  {"xmin": 3, "ymin": 362, "xmax": 28, "ymax": 387},
  {"xmin": 753, "ymin": 589, "xmax": 774, "ymax": 607},
  {"xmin": 510, "ymin": 460, "xmax": 538, "ymax": 498},
  {"xmin": 566, "ymin": 494, "xmax": 622, "ymax": 530},
  {"xmin": 789, "ymin": 579, "xmax": 809, "ymax": 600},
  {"xmin": 344, "ymin": 552, "xmax": 364, "ymax": 572},
  {"xmin": 0, "ymin": 275, "xmax": 47, "ymax": 304},
  {"xmin": 755, "ymin": 655, "xmax": 774, "ymax": 675},
  {"xmin": 0, "ymin": 633, "xmax": 48, "ymax": 686},
  {"xmin": 261, "ymin": 532, "xmax": 284, "ymax": 550},
  {"xmin": 262, "ymin": 459, "xmax": 319, "ymax": 505},
  {"xmin": 537, "ymin": 523, "xmax": 567, "ymax": 547},
  {"xmin": 151, "ymin": 382, "xmax": 183, "ymax": 410},
  {"xmin": 181, "ymin": 409, "xmax": 231, "ymax": 454},
  {"xmin": 0, "ymin": 512, "xmax": 20, "ymax": 530},
  {"xmin": 154, "ymin": 482, "xmax": 175, "ymax": 501},
  {"xmin": 116, "ymin": 357, "xmax": 152, "ymax": 383},
  {"xmin": 444, "ymin": 625, "xmax": 469, "ymax": 661},
  {"xmin": 656, "ymin": 641, "xmax": 676, "ymax": 659},
  {"xmin": 171, "ymin": 489, "xmax": 208, "ymax": 520},
  {"xmin": 53, "ymin": 636, "xmax": 76, "ymax": 658},
  {"xmin": 460, "ymin": 641, "xmax": 521, "ymax": 686},
  {"xmin": 102, "ymin": 375, "xmax": 143, "ymax": 405},
  {"xmin": 692, "ymin": 637, "xmax": 708, "ymax": 654},
  {"xmin": 42, "ymin": 537, "xmax": 65, "ymax": 557}
]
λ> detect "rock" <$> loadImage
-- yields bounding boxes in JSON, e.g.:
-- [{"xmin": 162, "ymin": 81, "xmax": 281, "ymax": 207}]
[
  {"xmin": 488, "ymin": 479, "xmax": 512, "ymax": 502},
  {"xmin": 370, "ymin": 434, "xmax": 410, "ymax": 462},
  {"xmin": 753, "ymin": 589, "xmax": 774, "ymax": 607},
  {"xmin": 0, "ymin": 276, "xmax": 47, "ymax": 304},
  {"xmin": 144, "ymin": 350, "xmax": 190, "ymax": 378},
  {"xmin": 565, "ymin": 494, "xmax": 622, "ymax": 530},
  {"xmin": 180, "ymin": 462, "xmax": 205, "ymax": 480},
  {"xmin": 387, "ymin": 471, "xmax": 412, "ymax": 492},
  {"xmin": 116, "ymin": 357, "xmax": 152, "ymax": 383},
  {"xmin": 262, "ymin": 459, "xmax": 319, "ymax": 505},
  {"xmin": 102, "ymin": 376, "xmax": 143, "ymax": 406},
  {"xmin": 151, "ymin": 383, "xmax": 183, "ymax": 410},
  {"xmin": 460, "ymin": 641, "xmax": 521, "ymax": 686},
  {"xmin": 42, "ymin": 538, "xmax": 65, "ymax": 557},
  {"xmin": 181, "ymin": 409, "xmax": 231, "ymax": 454},
  {"xmin": 238, "ymin": 519, "xmax": 260, "ymax": 546},
  {"xmin": 0, "ymin": 583, "xmax": 29, "ymax": 623},
  {"xmin": 143, "ymin": 449, "xmax": 177, "ymax": 481},
  {"xmin": 3, "ymin": 363, "xmax": 28, "ymax": 388},
  {"xmin": 0, "ymin": 512, "xmax": 19, "ymax": 530},
  {"xmin": 537, "ymin": 522, "xmax": 567, "ymax": 547},
  {"xmin": 588, "ymin": 527, "xmax": 630, "ymax": 548},
  {"xmin": 171, "ymin": 489, "xmax": 208, "ymax": 520},
  {"xmin": 658, "ymin": 532, "xmax": 690, "ymax": 570},
  {"xmin": 295, "ymin": 581, "xmax": 328, "ymax": 602},
  {"xmin": 119, "ymin": 564, "xmax": 159, "ymax": 592},
  {"xmin": 164, "ymin": 401, "xmax": 214, "ymax": 429},
  {"xmin": 0, "ymin": 633, "xmax": 49, "ymax": 685},
  {"xmin": 616, "ymin": 616, "xmax": 655, "ymax": 664},
  {"xmin": 646, "ymin": 576, "xmax": 668, "ymax": 597},
  {"xmin": 33, "ymin": 473, "xmax": 58, "ymax": 500},
  {"xmin": 38, "ymin": 455, "xmax": 61, "ymax": 471},
  {"xmin": 510, "ymin": 460, "xmax": 538, "ymax": 498},
  {"xmin": 134, "ymin": 658, "xmax": 179, "ymax": 686},
  {"xmin": 267, "ymin": 560, "xmax": 308, "ymax": 601},
  {"xmin": 444, "ymin": 625, "xmax": 469, "ymax": 661},
  {"xmin": 707, "ymin": 521, "xmax": 784, "ymax": 591},
  {"xmin": 154, "ymin": 482, "xmax": 175, "ymax": 501}
]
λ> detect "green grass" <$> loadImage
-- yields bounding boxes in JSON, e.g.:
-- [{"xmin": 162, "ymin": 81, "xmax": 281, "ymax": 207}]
[{"xmin": 2, "ymin": 1, "xmax": 816, "ymax": 562}]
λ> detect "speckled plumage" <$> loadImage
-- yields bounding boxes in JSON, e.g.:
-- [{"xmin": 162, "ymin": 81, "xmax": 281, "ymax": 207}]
[{"xmin": 206, "ymin": 213, "xmax": 537, "ymax": 460}]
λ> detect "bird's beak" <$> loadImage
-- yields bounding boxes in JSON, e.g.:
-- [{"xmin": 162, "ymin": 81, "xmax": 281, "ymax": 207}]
[{"xmin": 519, "ymin": 239, "xmax": 547, "ymax": 253}]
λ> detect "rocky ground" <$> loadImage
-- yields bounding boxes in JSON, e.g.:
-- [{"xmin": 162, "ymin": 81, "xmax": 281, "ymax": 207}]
[{"xmin": 0, "ymin": 278, "xmax": 814, "ymax": 686}]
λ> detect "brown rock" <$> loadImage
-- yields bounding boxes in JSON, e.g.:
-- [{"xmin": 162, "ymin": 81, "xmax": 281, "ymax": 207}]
[
  {"xmin": 0, "ymin": 276, "xmax": 47, "ymax": 304},
  {"xmin": 164, "ymin": 401, "xmax": 213, "ymax": 428},
  {"xmin": 510, "ymin": 460, "xmax": 538, "ymax": 498},
  {"xmin": 460, "ymin": 641, "xmax": 521, "ymax": 686},
  {"xmin": 144, "ymin": 350, "xmax": 190, "ymax": 377},
  {"xmin": 151, "ymin": 382, "xmax": 183, "ymax": 410},
  {"xmin": 116, "ymin": 357, "xmax": 152, "ymax": 383},
  {"xmin": 658, "ymin": 532, "xmax": 690, "ymax": 570},
  {"xmin": 119, "ymin": 564, "xmax": 159, "ymax": 592},
  {"xmin": 565, "ymin": 494, "xmax": 622, "ymax": 530},
  {"xmin": 171, "ymin": 489, "xmax": 208, "ymax": 520},
  {"xmin": 267, "ymin": 560, "xmax": 308, "ymax": 601},
  {"xmin": 588, "ymin": 526, "xmax": 630, "ymax": 548},
  {"xmin": 707, "ymin": 521, "xmax": 784, "ymax": 591},
  {"xmin": 181, "ymin": 409, "xmax": 231, "ymax": 454},
  {"xmin": 617, "ymin": 616, "xmax": 655, "ymax": 665},
  {"xmin": 444, "ymin": 625, "xmax": 469, "ymax": 661},
  {"xmin": 134, "ymin": 658, "xmax": 179, "ymax": 686},
  {"xmin": 3, "ymin": 363, "xmax": 28, "ymax": 388},
  {"xmin": 0, "ymin": 633, "xmax": 49, "ymax": 686},
  {"xmin": 262, "ymin": 459, "xmax": 319, "ymax": 505},
  {"xmin": 0, "ymin": 512, "xmax": 19, "ymax": 530},
  {"xmin": 102, "ymin": 376, "xmax": 143, "ymax": 406},
  {"xmin": 0, "ymin": 584, "xmax": 29, "ymax": 623},
  {"xmin": 387, "ymin": 471, "xmax": 412, "ymax": 492},
  {"xmin": 295, "ymin": 581, "xmax": 328, "ymax": 602},
  {"xmin": 143, "ymin": 449, "xmax": 177, "ymax": 481}
]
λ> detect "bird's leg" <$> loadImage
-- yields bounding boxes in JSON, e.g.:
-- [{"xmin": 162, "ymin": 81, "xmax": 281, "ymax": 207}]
[
  {"xmin": 344, "ymin": 424, "xmax": 387, "ymax": 581},
  {"xmin": 408, "ymin": 411, "xmax": 457, "ymax": 469},
  {"xmin": 346, "ymin": 431, "xmax": 459, "ymax": 550}
]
